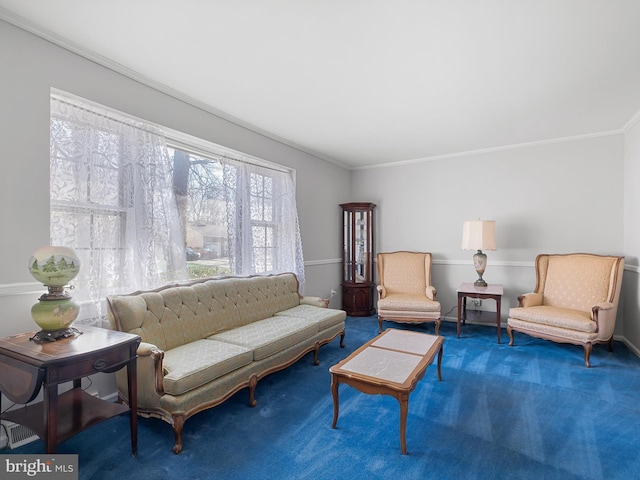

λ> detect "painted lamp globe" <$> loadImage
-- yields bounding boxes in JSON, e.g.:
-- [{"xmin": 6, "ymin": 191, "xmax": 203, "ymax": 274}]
[{"xmin": 28, "ymin": 246, "xmax": 81, "ymax": 342}]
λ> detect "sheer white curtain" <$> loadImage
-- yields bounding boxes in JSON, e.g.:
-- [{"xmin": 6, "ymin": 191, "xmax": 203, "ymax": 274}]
[
  {"xmin": 50, "ymin": 94, "xmax": 188, "ymax": 327},
  {"xmin": 223, "ymin": 160, "xmax": 305, "ymax": 291}
]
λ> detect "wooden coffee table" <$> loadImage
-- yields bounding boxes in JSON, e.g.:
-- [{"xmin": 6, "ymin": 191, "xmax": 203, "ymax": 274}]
[{"xmin": 330, "ymin": 328, "xmax": 444, "ymax": 454}]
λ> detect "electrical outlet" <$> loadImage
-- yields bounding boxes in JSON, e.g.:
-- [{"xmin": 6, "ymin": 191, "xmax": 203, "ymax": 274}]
[
  {"xmin": 330, "ymin": 289, "xmax": 337, "ymax": 298},
  {"xmin": 471, "ymin": 299, "xmax": 482, "ymax": 307}
]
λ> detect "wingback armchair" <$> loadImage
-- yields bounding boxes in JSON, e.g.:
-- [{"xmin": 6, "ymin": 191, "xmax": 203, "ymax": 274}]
[
  {"xmin": 376, "ymin": 251, "xmax": 441, "ymax": 334},
  {"xmin": 507, "ymin": 253, "xmax": 624, "ymax": 367}
]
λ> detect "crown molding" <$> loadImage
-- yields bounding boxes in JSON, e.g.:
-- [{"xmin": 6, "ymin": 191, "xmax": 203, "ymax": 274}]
[
  {"xmin": 622, "ymin": 108, "xmax": 640, "ymax": 132},
  {"xmin": 354, "ymin": 129, "xmax": 624, "ymax": 171}
]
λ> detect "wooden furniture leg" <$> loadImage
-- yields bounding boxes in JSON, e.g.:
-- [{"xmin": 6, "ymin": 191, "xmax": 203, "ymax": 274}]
[{"xmin": 331, "ymin": 373, "xmax": 339, "ymax": 428}]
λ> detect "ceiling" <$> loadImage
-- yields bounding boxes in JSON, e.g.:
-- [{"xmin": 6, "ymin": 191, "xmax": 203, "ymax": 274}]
[{"xmin": 1, "ymin": 1, "xmax": 640, "ymax": 170}]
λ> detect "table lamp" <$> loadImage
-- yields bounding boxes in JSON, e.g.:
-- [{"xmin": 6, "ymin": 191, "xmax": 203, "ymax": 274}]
[
  {"xmin": 28, "ymin": 246, "xmax": 81, "ymax": 342},
  {"xmin": 461, "ymin": 220, "xmax": 496, "ymax": 287}
]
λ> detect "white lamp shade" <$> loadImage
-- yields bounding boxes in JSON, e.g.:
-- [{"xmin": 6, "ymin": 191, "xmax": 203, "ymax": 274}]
[{"xmin": 461, "ymin": 220, "xmax": 496, "ymax": 251}]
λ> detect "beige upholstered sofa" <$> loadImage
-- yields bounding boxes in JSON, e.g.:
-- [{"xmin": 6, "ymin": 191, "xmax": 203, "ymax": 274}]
[
  {"xmin": 376, "ymin": 251, "xmax": 441, "ymax": 334},
  {"xmin": 107, "ymin": 273, "xmax": 345, "ymax": 454},
  {"xmin": 507, "ymin": 253, "xmax": 624, "ymax": 367}
]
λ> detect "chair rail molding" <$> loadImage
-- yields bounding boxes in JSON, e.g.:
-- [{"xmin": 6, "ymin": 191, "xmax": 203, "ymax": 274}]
[{"xmin": 0, "ymin": 282, "xmax": 46, "ymax": 298}]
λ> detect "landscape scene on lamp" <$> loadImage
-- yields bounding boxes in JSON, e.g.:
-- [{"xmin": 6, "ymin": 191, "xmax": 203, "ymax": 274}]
[{"xmin": 29, "ymin": 252, "xmax": 80, "ymax": 287}]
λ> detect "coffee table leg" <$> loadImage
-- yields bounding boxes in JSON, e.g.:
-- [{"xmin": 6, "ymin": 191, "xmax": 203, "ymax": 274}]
[
  {"xmin": 331, "ymin": 373, "xmax": 339, "ymax": 428},
  {"xmin": 399, "ymin": 393, "xmax": 408, "ymax": 455}
]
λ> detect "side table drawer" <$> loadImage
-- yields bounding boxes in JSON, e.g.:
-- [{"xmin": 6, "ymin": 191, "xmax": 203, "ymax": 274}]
[{"xmin": 48, "ymin": 346, "xmax": 133, "ymax": 383}]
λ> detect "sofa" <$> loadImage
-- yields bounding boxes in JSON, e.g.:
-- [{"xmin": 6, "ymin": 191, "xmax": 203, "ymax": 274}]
[
  {"xmin": 106, "ymin": 272, "xmax": 346, "ymax": 453},
  {"xmin": 507, "ymin": 253, "xmax": 624, "ymax": 367}
]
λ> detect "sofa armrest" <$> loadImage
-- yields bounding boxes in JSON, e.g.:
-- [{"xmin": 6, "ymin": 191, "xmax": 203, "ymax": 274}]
[
  {"xmin": 426, "ymin": 286, "xmax": 437, "ymax": 300},
  {"xmin": 137, "ymin": 341, "xmax": 166, "ymax": 396},
  {"xmin": 592, "ymin": 302, "xmax": 616, "ymax": 338},
  {"xmin": 518, "ymin": 292, "xmax": 543, "ymax": 307},
  {"xmin": 300, "ymin": 296, "xmax": 329, "ymax": 308},
  {"xmin": 377, "ymin": 285, "xmax": 386, "ymax": 299}
]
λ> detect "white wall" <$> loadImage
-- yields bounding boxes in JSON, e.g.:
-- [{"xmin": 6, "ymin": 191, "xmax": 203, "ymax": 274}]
[
  {"xmin": 351, "ymin": 135, "xmax": 626, "ymax": 336},
  {"xmin": 0, "ymin": 20, "xmax": 351, "ymax": 396}
]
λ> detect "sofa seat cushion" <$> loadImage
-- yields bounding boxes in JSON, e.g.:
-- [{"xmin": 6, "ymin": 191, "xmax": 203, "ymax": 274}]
[
  {"xmin": 209, "ymin": 316, "xmax": 317, "ymax": 361},
  {"xmin": 162, "ymin": 339, "xmax": 253, "ymax": 396},
  {"xmin": 275, "ymin": 305, "xmax": 346, "ymax": 330},
  {"xmin": 508, "ymin": 305, "xmax": 595, "ymax": 333},
  {"xmin": 378, "ymin": 294, "xmax": 440, "ymax": 313}
]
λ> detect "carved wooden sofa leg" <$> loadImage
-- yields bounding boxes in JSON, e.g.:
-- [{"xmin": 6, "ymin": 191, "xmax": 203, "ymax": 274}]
[
  {"xmin": 248, "ymin": 374, "xmax": 258, "ymax": 407},
  {"xmin": 313, "ymin": 342, "xmax": 320, "ymax": 365},
  {"xmin": 172, "ymin": 415, "xmax": 185, "ymax": 454}
]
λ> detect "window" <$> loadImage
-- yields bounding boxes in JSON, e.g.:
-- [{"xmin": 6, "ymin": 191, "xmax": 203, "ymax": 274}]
[
  {"xmin": 168, "ymin": 146, "xmax": 305, "ymax": 284},
  {"xmin": 50, "ymin": 92, "xmax": 305, "ymax": 327}
]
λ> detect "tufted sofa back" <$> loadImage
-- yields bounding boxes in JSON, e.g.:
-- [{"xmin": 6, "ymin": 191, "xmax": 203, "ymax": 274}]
[
  {"xmin": 107, "ymin": 273, "xmax": 302, "ymax": 351},
  {"xmin": 535, "ymin": 254, "xmax": 624, "ymax": 313}
]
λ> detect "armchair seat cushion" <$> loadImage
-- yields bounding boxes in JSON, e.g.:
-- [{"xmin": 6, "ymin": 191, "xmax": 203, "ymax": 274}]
[
  {"xmin": 508, "ymin": 305, "xmax": 595, "ymax": 333},
  {"xmin": 378, "ymin": 293, "xmax": 441, "ymax": 314}
]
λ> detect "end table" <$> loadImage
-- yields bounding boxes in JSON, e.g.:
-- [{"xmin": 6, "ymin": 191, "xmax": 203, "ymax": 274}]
[
  {"xmin": 0, "ymin": 325, "xmax": 140, "ymax": 454},
  {"xmin": 457, "ymin": 283, "xmax": 504, "ymax": 343}
]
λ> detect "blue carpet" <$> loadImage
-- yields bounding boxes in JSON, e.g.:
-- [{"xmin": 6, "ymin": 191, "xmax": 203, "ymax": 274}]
[{"xmin": 9, "ymin": 316, "xmax": 640, "ymax": 479}]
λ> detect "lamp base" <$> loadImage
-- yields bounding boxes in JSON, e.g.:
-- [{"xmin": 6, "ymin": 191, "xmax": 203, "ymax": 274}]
[
  {"xmin": 474, "ymin": 278, "xmax": 488, "ymax": 287},
  {"xmin": 30, "ymin": 327, "xmax": 82, "ymax": 343}
]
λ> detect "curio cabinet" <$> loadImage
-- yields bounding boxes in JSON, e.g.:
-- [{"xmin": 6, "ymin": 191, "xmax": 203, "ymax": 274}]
[{"xmin": 340, "ymin": 202, "xmax": 376, "ymax": 316}]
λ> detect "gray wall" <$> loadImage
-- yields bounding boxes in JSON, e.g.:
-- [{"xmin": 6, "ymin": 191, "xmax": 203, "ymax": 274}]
[{"xmin": 351, "ymin": 134, "xmax": 632, "ymax": 347}]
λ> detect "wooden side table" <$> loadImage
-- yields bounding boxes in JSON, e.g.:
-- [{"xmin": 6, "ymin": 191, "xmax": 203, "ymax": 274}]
[
  {"xmin": 457, "ymin": 283, "xmax": 504, "ymax": 343},
  {"xmin": 0, "ymin": 325, "xmax": 140, "ymax": 454}
]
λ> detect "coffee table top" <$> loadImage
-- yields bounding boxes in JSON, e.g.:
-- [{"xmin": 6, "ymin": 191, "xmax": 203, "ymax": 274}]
[{"xmin": 330, "ymin": 329, "xmax": 443, "ymax": 389}]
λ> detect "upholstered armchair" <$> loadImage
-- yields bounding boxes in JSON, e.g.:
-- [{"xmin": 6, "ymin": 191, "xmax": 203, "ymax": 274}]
[
  {"xmin": 376, "ymin": 251, "xmax": 441, "ymax": 334},
  {"xmin": 507, "ymin": 253, "xmax": 624, "ymax": 367}
]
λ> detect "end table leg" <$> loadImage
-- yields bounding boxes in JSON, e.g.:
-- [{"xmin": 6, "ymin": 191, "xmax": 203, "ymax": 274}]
[
  {"xmin": 497, "ymin": 296, "xmax": 502, "ymax": 344},
  {"xmin": 127, "ymin": 356, "xmax": 138, "ymax": 456},
  {"xmin": 331, "ymin": 373, "xmax": 339, "ymax": 429},
  {"xmin": 457, "ymin": 294, "xmax": 462, "ymax": 338},
  {"xmin": 44, "ymin": 383, "xmax": 58, "ymax": 454},
  {"xmin": 437, "ymin": 345, "xmax": 443, "ymax": 381}
]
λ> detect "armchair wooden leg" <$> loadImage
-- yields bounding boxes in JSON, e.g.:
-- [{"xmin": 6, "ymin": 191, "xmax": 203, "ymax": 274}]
[
  {"xmin": 378, "ymin": 316, "xmax": 383, "ymax": 334},
  {"xmin": 434, "ymin": 319, "xmax": 441, "ymax": 336},
  {"xmin": 507, "ymin": 325, "xmax": 515, "ymax": 346},
  {"xmin": 584, "ymin": 343, "xmax": 592, "ymax": 368},
  {"xmin": 608, "ymin": 337, "xmax": 614, "ymax": 352}
]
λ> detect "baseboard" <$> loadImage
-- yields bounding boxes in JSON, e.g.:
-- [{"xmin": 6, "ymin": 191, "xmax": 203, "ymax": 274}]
[{"xmin": 616, "ymin": 334, "xmax": 640, "ymax": 358}]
